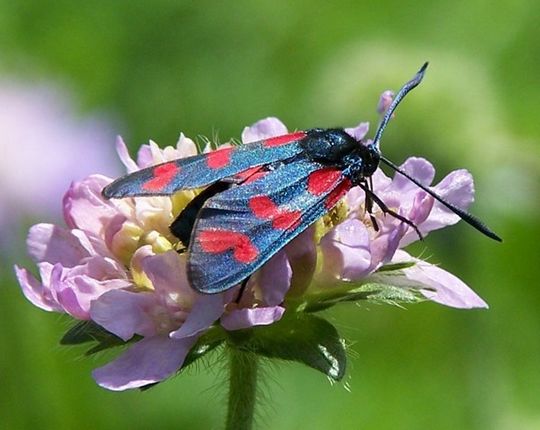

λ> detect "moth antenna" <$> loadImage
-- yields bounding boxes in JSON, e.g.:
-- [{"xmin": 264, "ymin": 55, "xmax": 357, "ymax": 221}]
[
  {"xmin": 372, "ymin": 62, "xmax": 429, "ymax": 149},
  {"xmin": 380, "ymin": 155, "xmax": 502, "ymax": 242}
]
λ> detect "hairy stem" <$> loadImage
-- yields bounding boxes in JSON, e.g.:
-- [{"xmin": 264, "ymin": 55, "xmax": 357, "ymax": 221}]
[{"xmin": 225, "ymin": 348, "xmax": 258, "ymax": 430}]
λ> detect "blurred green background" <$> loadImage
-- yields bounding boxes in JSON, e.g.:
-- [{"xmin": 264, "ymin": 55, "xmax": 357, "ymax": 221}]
[{"xmin": 1, "ymin": 1, "xmax": 539, "ymax": 429}]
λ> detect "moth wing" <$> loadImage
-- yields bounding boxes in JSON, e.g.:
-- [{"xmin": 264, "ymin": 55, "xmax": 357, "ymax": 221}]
[
  {"xmin": 102, "ymin": 132, "xmax": 307, "ymax": 198},
  {"xmin": 188, "ymin": 158, "xmax": 352, "ymax": 293}
]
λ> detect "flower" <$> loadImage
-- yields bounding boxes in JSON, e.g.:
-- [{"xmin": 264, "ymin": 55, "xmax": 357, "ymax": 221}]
[
  {"xmin": 0, "ymin": 78, "xmax": 119, "ymax": 252},
  {"xmin": 15, "ymin": 106, "xmax": 488, "ymax": 391},
  {"xmin": 377, "ymin": 90, "xmax": 395, "ymax": 115}
]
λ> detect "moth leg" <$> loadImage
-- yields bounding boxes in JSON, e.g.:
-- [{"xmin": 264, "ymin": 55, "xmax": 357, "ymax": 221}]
[
  {"xmin": 363, "ymin": 177, "xmax": 379, "ymax": 232},
  {"xmin": 235, "ymin": 278, "xmax": 250, "ymax": 304},
  {"xmin": 359, "ymin": 183, "xmax": 423, "ymax": 240}
]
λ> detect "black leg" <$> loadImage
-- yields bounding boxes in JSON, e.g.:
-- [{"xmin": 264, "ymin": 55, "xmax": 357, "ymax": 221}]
[
  {"xmin": 364, "ymin": 177, "xmax": 379, "ymax": 232},
  {"xmin": 359, "ymin": 183, "xmax": 423, "ymax": 240},
  {"xmin": 235, "ymin": 277, "xmax": 250, "ymax": 304}
]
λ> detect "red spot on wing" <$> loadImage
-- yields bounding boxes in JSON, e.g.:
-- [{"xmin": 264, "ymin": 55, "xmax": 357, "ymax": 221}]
[
  {"xmin": 272, "ymin": 211, "xmax": 302, "ymax": 230},
  {"xmin": 324, "ymin": 178, "xmax": 352, "ymax": 209},
  {"xmin": 233, "ymin": 166, "xmax": 267, "ymax": 184},
  {"xmin": 243, "ymin": 171, "xmax": 268, "ymax": 185},
  {"xmin": 263, "ymin": 131, "xmax": 306, "ymax": 148},
  {"xmin": 198, "ymin": 230, "xmax": 258, "ymax": 264},
  {"xmin": 249, "ymin": 195, "xmax": 302, "ymax": 230},
  {"xmin": 249, "ymin": 196, "xmax": 276, "ymax": 218},
  {"xmin": 142, "ymin": 162, "xmax": 180, "ymax": 191},
  {"xmin": 307, "ymin": 168, "xmax": 342, "ymax": 195},
  {"xmin": 207, "ymin": 147, "xmax": 233, "ymax": 169}
]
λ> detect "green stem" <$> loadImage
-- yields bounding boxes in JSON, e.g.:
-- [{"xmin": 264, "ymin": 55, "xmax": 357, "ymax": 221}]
[{"xmin": 225, "ymin": 348, "xmax": 258, "ymax": 430}]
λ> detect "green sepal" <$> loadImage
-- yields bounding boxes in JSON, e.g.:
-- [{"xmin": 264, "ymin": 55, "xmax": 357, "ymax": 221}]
[
  {"xmin": 375, "ymin": 261, "xmax": 416, "ymax": 272},
  {"xmin": 85, "ymin": 335, "xmax": 134, "ymax": 356},
  {"xmin": 60, "ymin": 320, "xmax": 122, "ymax": 347},
  {"xmin": 60, "ymin": 320, "xmax": 127, "ymax": 355},
  {"xmin": 228, "ymin": 313, "xmax": 346, "ymax": 381},
  {"xmin": 182, "ymin": 326, "xmax": 226, "ymax": 369},
  {"xmin": 304, "ymin": 280, "xmax": 424, "ymax": 312}
]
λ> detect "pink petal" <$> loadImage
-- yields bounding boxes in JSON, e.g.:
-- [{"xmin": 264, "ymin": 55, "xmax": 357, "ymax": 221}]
[
  {"xmin": 142, "ymin": 251, "xmax": 194, "ymax": 301},
  {"xmin": 433, "ymin": 169, "xmax": 474, "ymax": 210},
  {"xmin": 14, "ymin": 265, "xmax": 62, "ymax": 312},
  {"xmin": 135, "ymin": 144, "xmax": 154, "ymax": 168},
  {"xmin": 371, "ymin": 168, "xmax": 393, "ymax": 194},
  {"xmin": 241, "ymin": 117, "xmax": 288, "ymax": 143},
  {"xmin": 345, "ymin": 186, "xmax": 367, "ymax": 212},
  {"xmin": 344, "ymin": 122, "xmax": 369, "ymax": 141},
  {"xmin": 63, "ymin": 174, "xmax": 126, "ymax": 237},
  {"xmin": 320, "ymin": 219, "xmax": 372, "ymax": 281},
  {"xmin": 66, "ymin": 253, "xmax": 127, "ymax": 279},
  {"xmin": 394, "ymin": 251, "xmax": 488, "ymax": 309},
  {"xmin": 221, "ymin": 306, "xmax": 285, "ymax": 331},
  {"xmin": 141, "ymin": 251, "xmax": 225, "ymax": 339},
  {"xmin": 27, "ymin": 224, "xmax": 93, "ymax": 266},
  {"xmin": 398, "ymin": 192, "xmax": 435, "ymax": 246},
  {"xmin": 90, "ymin": 289, "xmax": 158, "ymax": 340},
  {"xmin": 169, "ymin": 294, "xmax": 226, "ymax": 339},
  {"xmin": 422, "ymin": 169, "xmax": 475, "ymax": 232},
  {"xmin": 147, "ymin": 140, "xmax": 166, "ymax": 164},
  {"xmin": 92, "ymin": 335, "xmax": 198, "ymax": 391},
  {"xmin": 390, "ymin": 157, "xmax": 435, "ymax": 193},
  {"xmin": 257, "ymin": 250, "xmax": 292, "ymax": 306},
  {"xmin": 115, "ymin": 136, "xmax": 139, "ymax": 173},
  {"xmin": 408, "ymin": 192, "xmax": 434, "ymax": 225},
  {"xmin": 380, "ymin": 219, "xmax": 409, "ymax": 264},
  {"xmin": 285, "ymin": 226, "xmax": 317, "ymax": 293},
  {"xmin": 103, "ymin": 213, "xmax": 128, "ymax": 250},
  {"xmin": 55, "ymin": 270, "xmax": 131, "ymax": 320},
  {"xmin": 377, "ymin": 90, "xmax": 394, "ymax": 115},
  {"xmin": 174, "ymin": 133, "xmax": 198, "ymax": 158}
]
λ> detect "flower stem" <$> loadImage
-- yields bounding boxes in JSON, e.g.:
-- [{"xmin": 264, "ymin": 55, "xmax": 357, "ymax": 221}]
[{"xmin": 226, "ymin": 348, "xmax": 258, "ymax": 430}]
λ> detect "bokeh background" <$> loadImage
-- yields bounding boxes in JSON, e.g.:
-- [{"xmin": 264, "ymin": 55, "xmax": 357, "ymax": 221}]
[{"xmin": 1, "ymin": 1, "xmax": 539, "ymax": 429}]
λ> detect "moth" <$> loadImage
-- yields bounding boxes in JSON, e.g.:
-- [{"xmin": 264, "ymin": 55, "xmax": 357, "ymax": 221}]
[{"xmin": 103, "ymin": 63, "xmax": 501, "ymax": 294}]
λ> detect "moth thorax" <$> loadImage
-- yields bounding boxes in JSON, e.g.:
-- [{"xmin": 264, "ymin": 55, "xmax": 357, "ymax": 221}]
[{"xmin": 303, "ymin": 128, "xmax": 358, "ymax": 163}]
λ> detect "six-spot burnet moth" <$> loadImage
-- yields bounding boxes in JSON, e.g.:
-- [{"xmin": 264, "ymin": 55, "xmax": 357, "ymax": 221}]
[{"xmin": 102, "ymin": 62, "xmax": 501, "ymax": 294}]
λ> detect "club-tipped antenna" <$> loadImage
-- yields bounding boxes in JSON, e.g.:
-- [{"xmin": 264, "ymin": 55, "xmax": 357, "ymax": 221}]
[
  {"xmin": 372, "ymin": 62, "xmax": 429, "ymax": 149},
  {"xmin": 379, "ymin": 155, "xmax": 502, "ymax": 241}
]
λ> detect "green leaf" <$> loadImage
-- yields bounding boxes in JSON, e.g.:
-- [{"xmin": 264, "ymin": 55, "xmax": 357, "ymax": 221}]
[{"xmin": 228, "ymin": 314, "xmax": 346, "ymax": 381}]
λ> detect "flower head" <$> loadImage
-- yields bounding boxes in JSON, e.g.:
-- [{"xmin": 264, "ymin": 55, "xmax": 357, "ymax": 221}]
[{"xmin": 15, "ymin": 103, "xmax": 488, "ymax": 391}]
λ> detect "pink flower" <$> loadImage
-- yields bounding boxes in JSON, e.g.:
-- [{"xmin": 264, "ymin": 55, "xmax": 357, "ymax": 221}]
[
  {"xmin": 15, "ymin": 104, "xmax": 488, "ymax": 391},
  {"xmin": 377, "ymin": 90, "xmax": 395, "ymax": 115}
]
